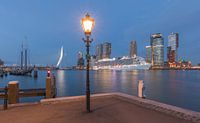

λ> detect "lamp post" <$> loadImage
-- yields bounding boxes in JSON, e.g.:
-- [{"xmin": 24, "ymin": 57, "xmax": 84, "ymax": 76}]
[{"xmin": 81, "ymin": 13, "xmax": 95, "ymax": 112}]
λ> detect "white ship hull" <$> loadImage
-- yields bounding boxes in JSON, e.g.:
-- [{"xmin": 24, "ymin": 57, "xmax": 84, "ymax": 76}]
[
  {"xmin": 93, "ymin": 64, "xmax": 151, "ymax": 70},
  {"xmin": 92, "ymin": 56, "xmax": 151, "ymax": 71}
]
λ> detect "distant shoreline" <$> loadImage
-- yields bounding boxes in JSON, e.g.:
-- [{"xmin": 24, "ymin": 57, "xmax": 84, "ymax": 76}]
[
  {"xmin": 150, "ymin": 67, "xmax": 200, "ymax": 70},
  {"xmin": 1, "ymin": 66, "xmax": 200, "ymax": 71}
]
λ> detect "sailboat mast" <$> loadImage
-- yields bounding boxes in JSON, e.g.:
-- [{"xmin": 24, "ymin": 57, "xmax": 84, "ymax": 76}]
[
  {"xmin": 21, "ymin": 44, "xmax": 24, "ymax": 70},
  {"xmin": 25, "ymin": 48, "xmax": 27, "ymax": 70}
]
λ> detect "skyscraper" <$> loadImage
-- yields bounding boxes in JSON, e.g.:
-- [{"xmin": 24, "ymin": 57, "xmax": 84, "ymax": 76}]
[
  {"xmin": 150, "ymin": 33, "xmax": 164, "ymax": 66},
  {"xmin": 167, "ymin": 33, "xmax": 179, "ymax": 63},
  {"xmin": 130, "ymin": 40, "xmax": 137, "ymax": 57},
  {"xmin": 145, "ymin": 46, "xmax": 152, "ymax": 63},
  {"xmin": 77, "ymin": 51, "xmax": 84, "ymax": 69},
  {"xmin": 95, "ymin": 44, "xmax": 103, "ymax": 60},
  {"xmin": 102, "ymin": 42, "xmax": 111, "ymax": 59},
  {"xmin": 96, "ymin": 42, "xmax": 111, "ymax": 60}
]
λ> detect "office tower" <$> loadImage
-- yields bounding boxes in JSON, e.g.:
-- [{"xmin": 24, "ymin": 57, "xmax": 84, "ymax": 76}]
[
  {"xmin": 167, "ymin": 47, "xmax": 175, "ymax": 63},
  {"xmin": 150, "ymin": 33, "xmax": 164, "ymax": 66},
  {"xmin": 167, "ymin": 33, "xmax": 179, "ymax": 63},
  {"xmin": 77, "ymin": 52, "xmax": 84, "ymax": 69},
  {"xmin": 95, "ymin": 44, "xmax": 103, "ymax": 60},
  {"xmin": 102, "ymin": 42, "xmax": 111, "ymax": 59},
  {"xmin": 146, "ymin": 46, "xmax": 152, "ymax": 63},
  {"xmin": 130, "ymin": 40, "xmax": 137, "ymax": 57}
]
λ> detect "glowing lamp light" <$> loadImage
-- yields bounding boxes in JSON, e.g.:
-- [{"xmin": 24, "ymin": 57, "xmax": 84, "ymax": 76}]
[{"xmin": 81, "ymin": 13, "xmax": 95, "ymax": 35}]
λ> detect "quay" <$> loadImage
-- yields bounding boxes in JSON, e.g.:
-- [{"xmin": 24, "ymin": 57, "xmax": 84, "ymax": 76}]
[
  {"xmin": 0, "ymin": 76, "xmax": 56, "ymax": 105},
  {"xmin": 0, "ymin": 93, "xmax": 200, "ymax": 123},
  {"xmin": 150, "ymin": 66, "xmax": 200, "ymax": 70}
]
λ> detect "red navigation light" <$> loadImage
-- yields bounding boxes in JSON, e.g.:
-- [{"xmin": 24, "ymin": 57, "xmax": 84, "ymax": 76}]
[{"xmin": 47, "ymin": 70, "xmax": 51, "ymax": 77}]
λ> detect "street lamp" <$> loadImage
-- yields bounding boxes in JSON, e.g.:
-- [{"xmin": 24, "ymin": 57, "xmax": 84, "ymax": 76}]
[{"xmin": 81, "ymin": 13, "xmax": 95, "ymax": 112}]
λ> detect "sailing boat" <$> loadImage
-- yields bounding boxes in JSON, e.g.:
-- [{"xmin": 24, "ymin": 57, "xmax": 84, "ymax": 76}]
[{"xmin": 10, "ymin": 43, "xmax": 33, "ymax": 76}]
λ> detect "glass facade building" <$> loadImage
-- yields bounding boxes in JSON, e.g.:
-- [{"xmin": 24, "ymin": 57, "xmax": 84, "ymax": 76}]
[
  {"xmin": 95, "ymin": 44, "xmax": 103, "ymax": 60},
  {"xmin": 167, "ymin": 33, "xmax": 179, "ymax": 63},
  {"xmin": 96, "ymin": 42, "xmax": 111, "ymax": 60},
  {"xmin": 146, "ymin": 46, "xmax": 152, "ymax": 63},
  {"xmin": 77, "ymin": 51, "xmax": 84, "ymax": 69},
  {"xmin": 153, "ymin": 45, "xmax": 164, "ymax": 66},
  {"xmin": 129, "ymin": 40, "xmax": 137, "ymax": 57},
  {"xmin": 150, "ymin": 33, "xmax": 164, "ymax": 66},
  {"xmin": 102, "ymin": 42, "xmax": 111, "ymax": 59}
]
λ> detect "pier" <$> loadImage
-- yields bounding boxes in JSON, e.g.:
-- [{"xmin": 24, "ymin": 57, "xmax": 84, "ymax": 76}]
[{"xmin": 0, "ymin": 76, "xmax": 56, "ymax": 105}]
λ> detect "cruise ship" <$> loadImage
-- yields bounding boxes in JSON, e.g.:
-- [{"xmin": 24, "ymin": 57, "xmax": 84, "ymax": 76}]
[{"xmin": 92, "ymin": 56, "xmax": 151, "ymax": 70}]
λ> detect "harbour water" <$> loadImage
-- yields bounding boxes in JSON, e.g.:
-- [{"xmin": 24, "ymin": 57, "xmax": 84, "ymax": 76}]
[{"xmin": 0, "ymin": 70, "xmax": 200, "ymax": 112}]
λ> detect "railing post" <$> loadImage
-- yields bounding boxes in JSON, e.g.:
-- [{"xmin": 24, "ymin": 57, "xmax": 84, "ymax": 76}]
[
  {"xmin": 34, "ymin": 67, "xmax": 38, "ymax": 78},
  {"xmin": 4, "ymin": 86, "xmax": 8, "ymax": 110},
  {"xmin": 46, "ymin": 76, "xmax": 52, "ymax": 98},
  {"xmin": 46, "ymin": 74, "xmax": 57, "ymax": 98}
]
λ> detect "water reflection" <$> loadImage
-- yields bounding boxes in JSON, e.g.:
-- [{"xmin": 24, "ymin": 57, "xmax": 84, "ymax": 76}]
[
  {"xmin": 0, "ymin": 70, "xmax": 199, "ymax": 112},
  {"xmin": 56, "ymin": 70, "xmax": 66, "ymax": 96},
  {"xmin": 92, "ymin": 70, "xmax": 115, "ymax": 93}
]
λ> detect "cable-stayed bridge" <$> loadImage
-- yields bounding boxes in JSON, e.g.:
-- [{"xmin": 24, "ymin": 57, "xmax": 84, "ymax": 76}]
[{"xmin": 56, "ymin": 46, "xmax": 64, "ymax": 68}]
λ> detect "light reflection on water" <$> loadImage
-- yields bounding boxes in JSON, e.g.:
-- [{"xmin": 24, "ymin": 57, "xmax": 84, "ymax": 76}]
[
  {"xmin": 56, "ymin": 70, "xmax": 66, "ymax": 96},
  {"xmin": 0, "ymin": 70, "xmax": 200, "ymax": 112}
]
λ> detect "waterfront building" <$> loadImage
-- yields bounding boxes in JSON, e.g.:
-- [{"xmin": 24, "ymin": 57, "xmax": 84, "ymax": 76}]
[
  {"xmin": 176, "ymin": 60, "xmax": 192, "ymax": 68},
  {"xmin": 93, "ymin": 41, "xmax": 150, "ymax": 70},
  {"xmin": 153, "ymin": 45, "xmax": 164, "ymax": 66},
  {"xmin": 167, "ymin": 47, "xmax": 176, "ymax": 63},
  {"xmin": 95, "ymin": 42, "xmax": 111, "ymax": 60},
  {"xmin": 77, "ymin": 52, "xmax": 84, "ymax": 69},
  {"xmin": 150, "ymin": 33, "xmax": 164, "ymax": 67},
  {"xmin": 129, "ymin": 40, "xmax": 137, "ymax": 57},
  {"xmin": 102, "ymin": 42, "xmax": 111, "ymax": 59},
  {"xmin": 0, "ymin": 59, "xmax": 4, "ymax": 66},
  {"xmin": 95, "ymin": 44, "xmax": 103, "ymax": 60},
  {"xmin": 167, "ymin": 33, "xmax": 179, "ymax": 65},
  {"xmin": 145, "ymin": 46, "xmax": 152, "ymax": 63}
]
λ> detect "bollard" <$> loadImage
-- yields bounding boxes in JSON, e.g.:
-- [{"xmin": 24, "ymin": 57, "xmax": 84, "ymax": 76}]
[
  {"xmin": 4, "ymin": 86, "xmax": 8, "ymax": 110},
  {"xmin": 8, "ymin": 81, "xmax": 19, "ymax": 104},
  {"xmin": 33, "ymin": 65, "xmax": 38, "ymax": 78},
  {"xmin": 34, "ymin": 70, "xmax": 38, "ymax": 78},
  {"xmin": 46, "ymin": 77, "xmax": 52, "ymax": 98},
  {"xmin": 138, "ymin": 80, "xmax": 145, "ymax": 98},
  {"xmin": 46, "ymin": 75, "xmax": 56, "ymax": 98}
]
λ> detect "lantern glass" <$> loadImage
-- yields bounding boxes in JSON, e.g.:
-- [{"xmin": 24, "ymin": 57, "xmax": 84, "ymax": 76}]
[{"xmin": 81, "ymin": 13, "xmax": 95, "ymax": 35}]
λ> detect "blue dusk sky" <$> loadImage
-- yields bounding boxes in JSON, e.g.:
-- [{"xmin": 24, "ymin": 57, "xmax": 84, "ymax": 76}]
[{"xmin": 0, "ymin": 0, "xmax": 199, "ymax": 66}]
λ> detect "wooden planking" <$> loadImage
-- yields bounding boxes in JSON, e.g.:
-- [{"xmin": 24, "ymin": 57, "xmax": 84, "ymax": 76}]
[
  {"xmin": 19, "ymin": 88, "xmax": 45, "ymax": 97},
  {"xmin": 0, "ymin": 88, "xmax": 46, "ymax": 99}
]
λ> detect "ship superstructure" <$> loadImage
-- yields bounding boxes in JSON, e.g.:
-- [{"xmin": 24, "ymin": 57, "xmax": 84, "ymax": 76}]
[{"xmin": 93, "ymin": 56, "xmax": 151, "ymax": 70}]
